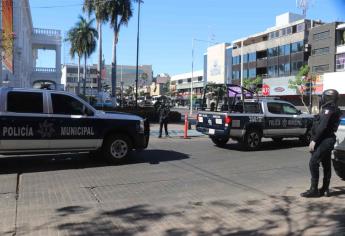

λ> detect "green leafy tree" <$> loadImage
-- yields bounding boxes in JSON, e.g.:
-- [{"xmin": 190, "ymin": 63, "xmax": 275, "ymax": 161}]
[
  {"xmin": 105, "ymin": 0, "xmax": 142, "ymax": 106},
  {"xmin": 243, "ymin": 76, "xmax": 262, "ymax": 93},
  {"xmin": 288, "ymin": 65, "xmax": 314, "ymax": 113},
  {"xmin": 67, "ymin": 16, "xmax": 98, "ymax": 95},
  {"xmin": 83, "ymin": 0, "xmax": 108, "ymax": 93}
]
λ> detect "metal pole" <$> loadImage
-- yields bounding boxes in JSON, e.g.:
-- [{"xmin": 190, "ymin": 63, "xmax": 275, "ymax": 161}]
[
  {"xmin": 135, "ymin": 0, "xmax": 141, "ymax": 108},
  {"xmin": 240, "ymin": 40, "xmax": 244, "ymax": 100},
  {"xmin": 190, "ymin": 38, "xmax": 194, "ymax": 115},
  {"xmin": 309, "ymin": 76, "xmax": 312, "ymax": 113}
]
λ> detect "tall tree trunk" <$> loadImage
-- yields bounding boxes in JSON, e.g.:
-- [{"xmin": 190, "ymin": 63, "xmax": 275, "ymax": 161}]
[
  {"xmin": 97, "ymin": 21, "xmax": 102, "ymax": 93},
  {"xmin": 77, "ymin": 56, "xmax": 81, "ymax": 95},
  {"xmin": 111, "ymin": 24, "xmax": 118, "ymax": 107},
  {"xmin": 83, "ymin": 54, "xmax": 87, "ymax": 96}
]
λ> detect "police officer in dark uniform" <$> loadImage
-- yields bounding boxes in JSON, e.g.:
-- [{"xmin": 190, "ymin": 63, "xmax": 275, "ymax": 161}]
[
  {"xmin": 158, "ymin": 100, "xmax": 170, "ymax": 138},
  {"xmin": 301, "ymin": 89, "xmax": 342, "ymax": 198}
]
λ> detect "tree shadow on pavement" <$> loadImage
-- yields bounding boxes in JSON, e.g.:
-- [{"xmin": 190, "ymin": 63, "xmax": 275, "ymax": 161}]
[
  {"xmin": 0, "ymin": 150, "xmax": 189, "ymax": 174},
  {"xmin": 221, "ymin": 139, "xmax": 306, "ymax": 152},
  {"xmin": 19, "ymin": 187, "xmax": 343, "ymax": 236}
]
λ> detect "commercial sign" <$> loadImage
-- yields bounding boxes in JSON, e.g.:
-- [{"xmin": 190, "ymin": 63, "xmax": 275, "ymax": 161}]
[
  {"xmin": 207, "ymin": 44, "xmax": 226, "ymax": 84},
  {"xmin": 323, "ymin": 71, "xmax": 345, "ymax": 94},
  {"xmin": 263, "ymin": 76, "xmax": 297, "ymax": 96}
]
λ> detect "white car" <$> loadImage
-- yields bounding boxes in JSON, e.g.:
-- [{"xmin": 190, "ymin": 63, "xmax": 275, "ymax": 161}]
[{"xmin": 333, "ymin": 114, "xmax": 345, "ymax": 180}]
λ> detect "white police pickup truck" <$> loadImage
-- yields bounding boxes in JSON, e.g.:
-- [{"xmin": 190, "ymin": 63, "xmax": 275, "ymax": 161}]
[
  {"xmin": 333, "ymin": 114, "xmax": 345, "ymax": 180},
  {"xmin": 0, "ymin": 87, "xmax": 149, "ymax": 163}
]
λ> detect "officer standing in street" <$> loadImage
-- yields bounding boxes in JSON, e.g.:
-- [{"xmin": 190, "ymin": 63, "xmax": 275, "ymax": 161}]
[
  {"xmin": 301, "ymin": 89, "xmax": 342, "ymax": 198},
  {"xmin": 158, "ymin": 98, "xmax": 170, "ymax": 138}
]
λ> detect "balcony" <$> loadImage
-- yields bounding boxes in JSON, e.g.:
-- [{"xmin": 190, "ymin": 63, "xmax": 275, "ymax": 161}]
[
  {"xmin": 32, "ymin": 28, "xmax": 61, "ymax": 47},
  {"xmin": 31, "ymin": 67, "xmax": 61, "ymax": 86}
]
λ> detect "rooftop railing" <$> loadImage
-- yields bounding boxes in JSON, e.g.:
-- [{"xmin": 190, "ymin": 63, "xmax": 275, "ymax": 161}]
[
  {"xmin": 33, "ymin": 67, "xmax": 57, "ymax": 73},
  {"xmin": 33, "ymin": 28, "xmax": 61, "ymax": 37}
]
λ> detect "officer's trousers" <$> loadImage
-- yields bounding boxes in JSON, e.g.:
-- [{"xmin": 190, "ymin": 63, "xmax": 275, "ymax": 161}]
[{"xmin": 309, "ymin": 136, "xmax": 336, "ymax": 182}]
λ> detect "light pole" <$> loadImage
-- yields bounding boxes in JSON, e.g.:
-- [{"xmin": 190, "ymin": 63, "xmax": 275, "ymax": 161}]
[
  {"xmin": 191, "ymin": 38, "xmax": 218, "ymax": 115},
  {"xmin": 135, "ymin": 0, "xmax": 141, "ymax": 108}
]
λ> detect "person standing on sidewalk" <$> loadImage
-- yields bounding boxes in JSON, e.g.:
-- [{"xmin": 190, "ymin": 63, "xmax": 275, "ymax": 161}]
[
  {"xmin": 301, "ymin": 89, "xmax": 342, "ymax": 198},
  {"xmin": 158, "ymin": 101, "xmax": 170, "ymax": 138}
]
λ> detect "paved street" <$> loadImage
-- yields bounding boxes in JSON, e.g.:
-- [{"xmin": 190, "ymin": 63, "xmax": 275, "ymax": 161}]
[{"xmin": 0, "ymin": 136, "xmax": 345, "ymax": 235}]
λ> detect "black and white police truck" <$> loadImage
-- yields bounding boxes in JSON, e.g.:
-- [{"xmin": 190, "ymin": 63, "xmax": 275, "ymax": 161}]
[
  {"xmin": 196, "ymin": 84, "xmax": 314, "ymax": 150},
  {"xmin": 0, "ymin": 87, "xmax": 149, "ymax": 163}
]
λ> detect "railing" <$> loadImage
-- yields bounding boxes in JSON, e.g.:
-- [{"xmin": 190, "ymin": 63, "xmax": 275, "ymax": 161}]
[
  {"xmin": 33, "ymin": 67, "xmax": 57, "ymax": 73},
  {"xmin": 33, "ymin": 28, "xmax": 61, "ymax": 37}
]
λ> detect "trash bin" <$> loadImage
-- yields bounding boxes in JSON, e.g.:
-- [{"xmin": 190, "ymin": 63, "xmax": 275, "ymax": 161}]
[{"xmin": 333, "ymin": 149, "xmax": 345, "ymax": 180}]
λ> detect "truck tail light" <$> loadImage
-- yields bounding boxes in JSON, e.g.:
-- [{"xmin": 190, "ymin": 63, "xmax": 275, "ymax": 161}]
[{"xmin": 225, "ymin": 116, "xmax": 232, "ymax": 124}]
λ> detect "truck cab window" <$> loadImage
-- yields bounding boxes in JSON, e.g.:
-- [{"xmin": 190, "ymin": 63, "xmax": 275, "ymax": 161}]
[
  {"xmin": 51, "ymin": 94, "xmax": 93, "ymax": 116},
  {"xmin": 267, "ymin": 103, "xmax": 283, "ymax": 114},
  {"xmin": 7, "ymin": 91, "xmax": 43, "ymax": 113},
  {"xmin": 282, "ymin": 104, "xmax": 298, "ymax": 115}
]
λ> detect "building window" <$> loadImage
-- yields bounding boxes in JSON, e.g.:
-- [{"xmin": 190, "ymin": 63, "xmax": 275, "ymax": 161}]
[
  {"xmin": 268, "ymin": 47, "xmax": 278, "ymax": 57},
  {"xmin": 291, "ymin": 41, "xmax": 304, "ymax": 53},
  {"xmin": 297, "ymin": 23, "xmax": 305, "ymax": 32},
  {"xmin": 312, "ymin": 47, "xmax": 330, "ymax": 56},
  {"xmin": 178, "ymin": 80, "xmax": 183, "ymax": 84},
  {"xmin": 313, "ymin": 30, "xmax": 330, "ymax": 41},
  {"xmin": 248, "ymin": 52, "xmax": 256, "ymax": 62},
  {"xmin": 291, "ymin": 61, "xmax": 304, "ymax": 75},
  {"xmin": 278, "ymin": 63, "xmax": 290, "ymax": 76},
  {"xmin": 278, "ymin": 45, "xmax": 290, "ymax": 56},
  {"xmin": 187, "ymin": 78, "xmax": 191, "ymax": 83},
  {"xmin": 286, "ymin": 27, "xmax": 292, "ymax": 35},
  {"xmin": 243, "ymin": 54, "xmax": 249, "ymax": 63},
  {"xmin": 232, "ymin": 70, "xmax": 240, "ymax": 80},
  {"xmin": 243, "ymin": 69, "xmax": 248, "ymax": 79},
  {"xmin": 248, "ymin": 68, "xmax": 256, "ymax": 78},
  {"xmin": 198, "ymin": 76, "xmax": 203, "ymax": 81},
  {"xmin": 281, "ymin": 28, "xmax": 286, "ymax": 36},
  {"xmin": 336, "ymin": 53, "xmax": 345, "ymax": 71},
  {"xmin": 268, "ymin": 65, "xmax": 278, "ymax": 78},
  {"xmin": 312, "ymin": 64, "xmax": 330, "ymax": 73},
  {"xmin": 232, "ymin": 56, "xmax": 241, "ymax": 65}
]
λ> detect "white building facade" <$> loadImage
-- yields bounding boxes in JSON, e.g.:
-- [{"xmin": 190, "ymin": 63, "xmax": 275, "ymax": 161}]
[{"xmin": 1, "ymin": 0, "xmax": 62, "ymax": 89}]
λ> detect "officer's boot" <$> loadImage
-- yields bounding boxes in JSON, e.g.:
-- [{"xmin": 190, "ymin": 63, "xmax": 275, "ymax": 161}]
[
  {"xmin": 300, "ymin": 179, "xmax": 320, "ymax": 198},
  {"xmin": 319, "ymin": 179, "xmax": 330, "ymax": 197}
]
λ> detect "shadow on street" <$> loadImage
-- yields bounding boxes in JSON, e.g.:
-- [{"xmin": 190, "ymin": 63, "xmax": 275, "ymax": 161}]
[
  {"xmin": 220, "ymin": 139, "xmax": 307, "ymax": 152},
  {"xmin": 0, "ymin": 149, "xmax": 189, "ymax": 175}
]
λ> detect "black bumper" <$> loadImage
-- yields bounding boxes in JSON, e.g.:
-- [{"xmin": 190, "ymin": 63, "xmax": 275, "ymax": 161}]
[
  {"xmin": 333, "ymin": 149, "xmax": 345, "ymax": 180},
  {"xmin": 133, "ymin": 119, "xmax": 150, "ymax": 149}
]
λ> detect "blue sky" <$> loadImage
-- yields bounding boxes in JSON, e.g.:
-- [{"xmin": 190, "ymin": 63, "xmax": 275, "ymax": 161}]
[{"xmin": 30, "ymin": 0, "xmax": 345, "ymax": 76}]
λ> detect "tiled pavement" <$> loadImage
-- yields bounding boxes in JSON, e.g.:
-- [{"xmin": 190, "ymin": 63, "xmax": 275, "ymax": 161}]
[{"xmin": 0, "ymin": 137, "xmax": 345, "ymax": 235}]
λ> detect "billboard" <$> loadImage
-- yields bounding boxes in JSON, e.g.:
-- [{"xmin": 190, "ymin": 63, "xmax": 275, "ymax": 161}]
[
  {"xmin": 207, "ymin": 44, "xmax": 226, "ymax": 84},
  {"xmin": 2, "ymin": 0, "xmax": 14, "ymax": 73},
  {"xmin": 262, "ymin": 76, "xmax": 298, "ymax": 96}
]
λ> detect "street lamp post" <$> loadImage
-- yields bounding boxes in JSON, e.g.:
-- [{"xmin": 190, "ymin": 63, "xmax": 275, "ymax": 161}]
[
  {"xmin": 191, "ymin": 38, "xmax": 218, "ymax": 115},
  {"xmin": 135, "ymin": 0, "xmax": 141, "ymax": 108}
]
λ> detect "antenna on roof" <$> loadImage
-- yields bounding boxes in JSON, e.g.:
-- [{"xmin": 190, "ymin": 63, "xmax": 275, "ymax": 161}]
[{"xmin": 296, "ymin": 0, "xmax": 315, "ymax": 18}]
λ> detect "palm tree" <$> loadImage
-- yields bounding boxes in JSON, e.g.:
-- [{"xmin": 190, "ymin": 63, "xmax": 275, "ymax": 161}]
[
  {"xmin": 83, "ymin": 0, "xmax": 108, "ymax": 93},
  {"xmin": 66, "ymin": 27, "xmax": 83, "ymax": 95},
  {"xmin": 67, "ymin": 16, "xmax": 98, "ymax": 96},
  {"xmin": 105, "ymin": 0, "xmax": 141, "ymax": 107}
]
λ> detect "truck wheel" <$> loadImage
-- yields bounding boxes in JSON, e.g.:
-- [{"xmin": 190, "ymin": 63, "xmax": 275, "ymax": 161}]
[
  {"xmin": 211, "ymin": 136, "xmax": 229, "ymax": 147},
  {"xmin": 103, "ymin": 134, "xmax": 132, "ymax": 164},
  {"xmin": 300, "ymin": 129, "xmax": 311, "ymax": 146},
  {"xmin": 244, "ymin": 129, "xmax": 262, "ymax": 150},
  {"xmin": 272, "ymin": 138, "xmax": 283, "ymax": 143}
]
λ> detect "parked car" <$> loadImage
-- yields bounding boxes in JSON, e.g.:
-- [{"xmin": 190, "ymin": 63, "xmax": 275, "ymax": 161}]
[
  {"xmin": 0, "ymin": 87, "xmax": 150, "ymax": 163},
  {"xmin": 332, "ymin": 111, "xmax": 345, "ymax": 180}
]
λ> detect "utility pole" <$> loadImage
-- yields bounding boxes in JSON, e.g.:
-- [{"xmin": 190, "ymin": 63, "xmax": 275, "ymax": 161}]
[{"xmin": 135, "ymin": 0, "xmax": 141, "ymax": 108}]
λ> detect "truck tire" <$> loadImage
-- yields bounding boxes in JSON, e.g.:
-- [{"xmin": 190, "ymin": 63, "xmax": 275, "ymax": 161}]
[
  {"xmin": 300, "ymin": 129, "xmax": 311, "ymax": 146},
  {"xmin": 103, "ymin": 134, "xmax": 132, "ymax": 164},
  {"xmin": 211, "ymin": 136, "xmax": 229, "ymax": 147},
  {"xmin": 243, "ymin": 129, "xmax": 262, "ymax": 150}
]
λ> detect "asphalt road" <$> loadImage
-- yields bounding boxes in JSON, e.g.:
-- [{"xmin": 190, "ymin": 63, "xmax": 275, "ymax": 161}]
[{"xmin": 0, "ymin": 137, "xmax": 345, "ymax": 235}]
